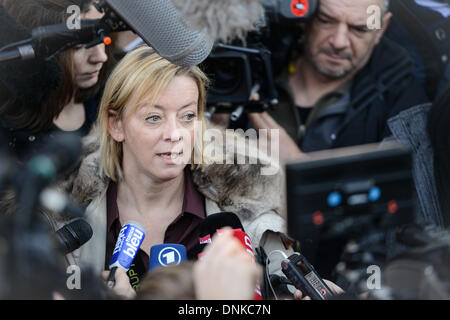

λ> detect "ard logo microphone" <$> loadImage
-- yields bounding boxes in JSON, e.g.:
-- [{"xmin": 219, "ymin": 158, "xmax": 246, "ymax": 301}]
[{"xmin": 149, "ymin": 244, "xmax": 187, "ymax": 271}]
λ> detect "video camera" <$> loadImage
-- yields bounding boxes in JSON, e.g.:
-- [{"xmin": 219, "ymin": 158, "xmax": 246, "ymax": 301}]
[{"xmin": 201, "ymin": 0, "xmax": 319, "ymax": 120}]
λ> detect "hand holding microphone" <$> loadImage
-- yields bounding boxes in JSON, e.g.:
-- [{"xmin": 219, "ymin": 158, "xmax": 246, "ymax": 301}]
[
  {"xmin": 193, "ymin": 227, "xmax": 263, "ymax": 300},
  {"xmin": 106, "ymin": 221, "xmax": 145, "ymax": 293},
  {"xmin": 101, "ymin": 267, "xmax": 136, "ymax": 300}
]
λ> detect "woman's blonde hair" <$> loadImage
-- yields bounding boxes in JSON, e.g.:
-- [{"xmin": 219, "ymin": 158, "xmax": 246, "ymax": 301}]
[{"xmin": 98, "ymin": 45, "xmax": 209, "ymax": 181}]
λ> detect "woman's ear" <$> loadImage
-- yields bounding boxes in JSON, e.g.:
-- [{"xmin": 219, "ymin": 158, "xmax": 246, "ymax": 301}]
[{"xmin": 107, "ymin": 109, "xmax": 125, "ymax": 142}]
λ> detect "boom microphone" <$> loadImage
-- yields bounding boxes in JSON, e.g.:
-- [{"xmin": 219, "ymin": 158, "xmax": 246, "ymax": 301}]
[
  {"xmin": 170, "ymin": 0, "xmax": 266, "ymax": 44},
  {"xmin": 55, "ymin": 219, "xmax": 93, "ymax": 255},
  {"xmin": 105, "ymin": 0, "xmax": 213, "ymax": 66}
]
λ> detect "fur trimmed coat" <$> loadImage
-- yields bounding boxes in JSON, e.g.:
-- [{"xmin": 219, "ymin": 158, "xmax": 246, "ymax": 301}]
[{"xmin": 45, "ymin": 123, "xmax": 293, "ymax": 276}]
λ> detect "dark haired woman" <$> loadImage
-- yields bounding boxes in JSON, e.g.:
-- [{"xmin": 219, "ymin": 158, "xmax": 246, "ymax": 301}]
[{"xmin": 0, "ymin": 0, "xmax": 112, "ymax": 159}]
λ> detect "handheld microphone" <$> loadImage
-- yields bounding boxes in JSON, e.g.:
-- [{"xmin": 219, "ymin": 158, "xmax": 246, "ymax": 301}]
[
  {"xmin": 281, "ymin": 252, "xmax": 334, "ymax": 300},
  {"xmin": 107, "ymin": 221, "xmax": 146, "ymax": 288},
  {"xmin": 197, "ymin": 212, "xmax": 249, "ymax": 257},
  {"xmin": 54, "ymin": 219, "xmax": 93, "ymax": 255},
  {"xmin": 217, "ymin": 228, "xmax": 255, "ymax": 257},
  {"xmin": 148, "ymin": 244, "xmax": 187, "ymax": 272},
  {"xmin": 198, "ymin": 212, "xmax": 245, "ymax": 237},
  {"xmin": 197, "ymin": 212, "xmax": 262, "ymax": 300}
]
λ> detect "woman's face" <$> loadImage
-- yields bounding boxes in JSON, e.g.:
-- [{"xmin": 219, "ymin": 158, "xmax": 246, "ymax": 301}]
[
  {"xmin": 72, "ymin": 4, "xmax": 108, "ymax": 89},
  {"xmin": 110, "ymin": 75, "xmax": 199, "ymax": 182}
]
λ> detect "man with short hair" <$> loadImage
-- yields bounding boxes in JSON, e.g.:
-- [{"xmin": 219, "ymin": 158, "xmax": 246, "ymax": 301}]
[{"xmin": 249, "ymin": 0, "xmax": 428, "ymax": 161}]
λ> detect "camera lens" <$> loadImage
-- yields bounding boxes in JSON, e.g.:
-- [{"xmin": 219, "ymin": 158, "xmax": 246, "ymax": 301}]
[{"xmin": 204, "ymin": 57, "xmax": 243, "ymax": 95}]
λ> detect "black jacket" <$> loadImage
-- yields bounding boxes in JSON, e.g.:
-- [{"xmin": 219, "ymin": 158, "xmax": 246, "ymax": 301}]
[
  {"xmin": 0, "ymin": 97, "xmax": 99, "ymax": 161},
  {"xmin": 270, "ymin": 37, "xmax": 430, "ymax": 153},
  {"xmin": 385, "ymin": 0, "xmax": 450, "ymax": 100}
]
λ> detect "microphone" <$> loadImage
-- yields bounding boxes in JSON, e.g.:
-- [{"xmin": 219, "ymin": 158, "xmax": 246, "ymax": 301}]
[
  {"xmin": 1, "ymin": 1, "xmax": 214, "ymax": 67},
  {"xmin": 148, "ymin": 244, "xmax": 187, "ymax": 272},
  {"xmin": 197, "ymin": 212, "xmax": 249, "ymax": 257},
  {"xmin": 107, "ymin": 221, "xmax": 146, "ymax": 288},
  {"xmin": 104, "ymin": 0, "xmax": 213, "ymax": 66},
  {"xmin": 197, "ymin": 212, "xmax": 262, "ymax": 300},
  {"xmin": 0, "ymin": 4, "xmax": 62, "ymax": 102},
  {"xmin": 0, "ymin": 16, "xmax": 112, "ymax": 63},
  {"xmin": 170, "ymin": 0, "xmax": 266, "ymax": 44},
  {"xmin": 54, "ymin": 219, "xmax": 93, "ymax": 255},
  {"xmin": 198, "ymin": 212, "xmax": 246, "ymax": 242}
]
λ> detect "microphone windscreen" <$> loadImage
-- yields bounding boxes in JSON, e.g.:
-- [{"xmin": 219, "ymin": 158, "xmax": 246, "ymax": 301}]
[
  {"xmin": 109, "ymin": 221, "xmax": 146, "ymax": 271},
  {"xmin": 149, "ymin": 244, "xmax": 187, "ymax": 271},
  {"xmin": 105, "ymin": 0, "xmax": 213, "ymax": 66},
  {"xmin": 196, "ymin": 215, "xmax": 262, "ymax": 300},
  {"xmin": 0, "ymin": 4, "xmax": 62, "ymax": 102},
  {"xmin": 55, "ymin": 219, "xmax": 93, "ymax": 255},
  {"xmin": 171, "ymin": 0, "xmax": 265, "ymax": 44},
  {"xmin": 198, "ymin": 212, "xmax": 245, "ymax": 238}
]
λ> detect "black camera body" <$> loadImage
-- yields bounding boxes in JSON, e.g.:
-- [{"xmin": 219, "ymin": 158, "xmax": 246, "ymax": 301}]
[{"xmin": 201, "ymin": 0, "xmax": 319, "ymax": 117}]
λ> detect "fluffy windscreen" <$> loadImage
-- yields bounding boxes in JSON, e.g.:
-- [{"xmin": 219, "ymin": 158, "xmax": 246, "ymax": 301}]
[{"xmin": 170, "ymin": 0, "xmax": 268, "ymax": 44}]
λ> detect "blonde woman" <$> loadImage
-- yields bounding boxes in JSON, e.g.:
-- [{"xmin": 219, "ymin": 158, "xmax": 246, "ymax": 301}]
[{"xmin": 55, "ymin": 45, "xmax": 290, "ymax": 292}]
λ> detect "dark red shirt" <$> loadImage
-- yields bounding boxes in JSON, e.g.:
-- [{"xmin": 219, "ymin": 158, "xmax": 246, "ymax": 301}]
[{"xmin": 105, "ymin": 167, "xmax": 205, "ymax": 290}]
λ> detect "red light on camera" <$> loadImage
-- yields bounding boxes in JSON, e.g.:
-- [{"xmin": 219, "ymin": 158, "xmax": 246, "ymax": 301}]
[{"xmin": 312, "ymin": 211, "xmax": 325, "ymax": 226}]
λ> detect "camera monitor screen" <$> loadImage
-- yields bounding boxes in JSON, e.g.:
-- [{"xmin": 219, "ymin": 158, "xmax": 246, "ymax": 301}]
[{"xmin": 286, "ymin": 142, "xmax": 415, "ymax": 276}]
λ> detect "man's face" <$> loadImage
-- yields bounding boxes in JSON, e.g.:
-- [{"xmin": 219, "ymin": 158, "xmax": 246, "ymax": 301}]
[{"xmin": 304, "ymin": 0, "xmax": 391, "ymax": 79}]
